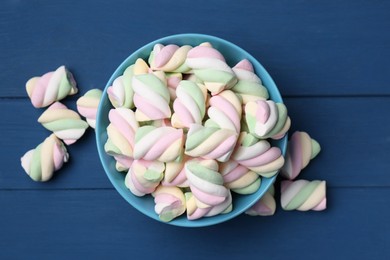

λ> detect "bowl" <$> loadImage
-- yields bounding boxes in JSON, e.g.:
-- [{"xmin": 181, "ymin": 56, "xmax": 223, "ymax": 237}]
[{"xmin": 96, "ymin": 33, "xmax": 287, "ymax": 227}]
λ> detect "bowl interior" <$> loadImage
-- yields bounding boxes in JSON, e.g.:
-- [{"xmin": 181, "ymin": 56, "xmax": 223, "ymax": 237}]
[{"xmin": 96, "ymin": 33, "xmax": 287, "ymax": 227}]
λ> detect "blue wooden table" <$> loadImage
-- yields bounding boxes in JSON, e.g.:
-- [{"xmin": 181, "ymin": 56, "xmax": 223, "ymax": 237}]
[{"xmin": 1, "ymin": 1, "xmax": 389, "ymax": 259}]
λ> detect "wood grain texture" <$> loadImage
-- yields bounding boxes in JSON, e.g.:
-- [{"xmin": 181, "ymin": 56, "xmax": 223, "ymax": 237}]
[
  {"xmin": 1, "ymin": 0, "xmax": 389, "ymax": 97},
  {"xmin": 0, "ymin": 188, "xmax": 389, "ymax": 259}
]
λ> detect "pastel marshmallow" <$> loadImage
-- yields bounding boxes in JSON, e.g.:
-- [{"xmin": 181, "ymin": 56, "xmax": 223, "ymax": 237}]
[
  {"xmin": 133, "ymin": 125, "xmax": 184, "ymax": 162},
  {"xmin": 76, "ymin": 88, "xmax": 102, "ymax": 129},
  {"xmin": 171, "ymin": 80, "xmax": 207, "ymax": 128},
  {"xmin": 185, "ymin": 159, "xmax": 229, "ymax": 207},
  {"xmin": 281, "ymin": 131, "xmax": 321, "ymax": 180},
  {"xmin": 149, "ymin": 44, "xmax": 192, "ymax": 73},
  {"xmin": 104, "ymin": 108, "xmax": 139, "ymax": 171},
  {"xmin": 186, "ymin": 44, "xmax": 237, "ymax": 94},
  {"xmin": 107, "ymin": 65, "xmax": 135, "ymax": 109},
  {"xmin": 125, "ymin": 160, "xmax": 164, "ymax": 197},
  {"xmin": 204, "ymin": 90, "xmax": 242, "ymax": 133},
  {"xmin": 185, "ymin": 124, "xmax": 238, "ymax": 162},
  {"xmin": 281, "ymin": 180, "xmax": 327, "ymax": 211},
  {"xmin": 132, "ymin": 73, "xmax": 171, "ymax": 121},
  {"xmin": 220, "ymin": 160, "xmax": 261, "ymax": 195},
  {"xmin": 232, "ymin": 132, "xmax": 284, "ymax": 178},
  {"xmin": 38, "ymin": 102, "xmax": 89, "ymax": 145},
  {"xmin": 245, "ymin": 100, "xmax": 290, "ymax": 140},
  {"xmin": 231, "ymin": 59, "xmax": 269, "ymax": 103},
  {"xmin": 152, "ymin": 186, "xmax": 186, "ymax": 222},
  {"xmin": 21, "ymin": 134, "xmax": 69, "ymax": 182},
  {"xmin": 26, "ymin": 65, "xmax": 78, "ymax": 108}
]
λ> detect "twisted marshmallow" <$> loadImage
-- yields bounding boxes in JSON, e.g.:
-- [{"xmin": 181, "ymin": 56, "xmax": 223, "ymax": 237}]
[
  {"xmin": 232, "ymin": 132, "xmax": 284, "ymax": 178},
  {"xmin": 171, "ymin": 80, "xmax": 207, "ymax": 128},
  {"xmin": 220, "ymin": 160, "xmax": 261, "ymax": 195},
  {"xmin": 245, "ymin": 185, "xmax": 276, "ymax": 216},
  {"xmin": 133, "ymin": 126, "xmax": 183, "ymax": 162},
  {"xmin": 185, "ymin": 159, "xmax": 229, "ymax": 207},
  {"xmin": 125, "ymin": 160, "xmax": 164, "ymax": 196},
  {"xmin": 186, "ymin": 44, "xmax": 237, "ymax": 94},
  {"xmin": 184, "ymin": 192, "xmax": 209, "ymax": 220},
  {"xmin": 104, "ymin": 108, "xmax": 139, "ymax": 171},
  {"xmin": 132, "ymin": 58, "xmax": 177, "ymax": 101},
  {"xmin": 205, "ymin": 90, "xmax": 242, "ymax": 133},
  {"xmin": 245, "ymin": 100, "xmax": 290, "ymax": 140},
  {"xmin": 281, "ymin": 180, "xmax": 326, "ymax": 211},
  {"xmin": 26, "ymin": 65, "xmax": 78, "ymax": 108},
  {"xmin": 161, "ymin": 155, "xmax": 190, "ymax": 188},
  {"xmin": 149, "ymin": 44, "xmax": 192, "ymax": 73},
  {"xmin": 280, "ymin": 131, "xmax": 321, "ymax": 180},
  {"xmin": 185, "ymin": 124, "xmax": 238, "ymax": 162},
  {"xmin": 21, "ymin": 134, "xmax": 69, "ymax": 182},
  {"xmin": 132, "ymin": 73, "xmax": 171, "ymax": 121},
  {"xmin": 152, "ymin": 186, "xmax": 186, "ymax": 222},
  {"xmin": 107, "ymin": 65, "xmax": 135, "ymax": 109},
  {"xmin": 38, "ymin": 102, "xmax": 88, "ymax": 145},
  {"xmin": 76, "ymin": 88, "xmax": 102, "ymax": 129},
  {"xmin": 231, "ymin": 59, "xmax": 269, "ymax": 103},
  {"xmin": 185, "ymin": 191, "xmax": 232, "ymax": 220},
  {"xmin": 185, "ymin": 159, "xmax": 231, "ymax": 219}
]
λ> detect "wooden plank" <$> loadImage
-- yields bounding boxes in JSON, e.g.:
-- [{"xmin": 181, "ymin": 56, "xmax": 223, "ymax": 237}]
[
  {"xmin": 284, "ymin": 96, "xmax": 390, "ymax": 187},
  {"xmin": 1, "ymin": 1, "xmax": 390, "ymax": 97},
  {"xmin": 1, "ymin": 97, "xmax": 389, "ymax": 189},
  {"xmin": 0, "ymin": 188, "xmax": 388, "ymax": 259}
]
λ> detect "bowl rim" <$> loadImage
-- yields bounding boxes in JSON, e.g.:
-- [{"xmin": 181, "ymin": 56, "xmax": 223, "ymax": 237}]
[{"xmin": 96, "ymin": 33, "xmax": 287, "ymax": 227}]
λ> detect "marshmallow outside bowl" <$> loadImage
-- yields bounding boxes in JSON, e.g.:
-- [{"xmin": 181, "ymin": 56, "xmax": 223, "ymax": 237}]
[{"xmin": 96, "ymin": 33, "xmax": 287, "ymax": 227}]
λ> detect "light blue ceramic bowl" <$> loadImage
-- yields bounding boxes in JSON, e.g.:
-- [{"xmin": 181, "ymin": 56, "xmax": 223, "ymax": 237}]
[{"xmin": 96, "ymin": 33, "xmax": 287, "ymax": 227}]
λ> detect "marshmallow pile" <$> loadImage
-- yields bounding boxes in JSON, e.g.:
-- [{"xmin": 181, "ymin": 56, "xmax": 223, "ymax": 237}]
[
  {"xmin": 21, "ymin": 66, "xmax": 102, "ymax": 181},
  {"xmin": 103, "ymin": 42, "xmax": 326, "ymax": 222},
  {"xmin": 20, "ymin": 40, "xmax": 326, "ymax": 223}
]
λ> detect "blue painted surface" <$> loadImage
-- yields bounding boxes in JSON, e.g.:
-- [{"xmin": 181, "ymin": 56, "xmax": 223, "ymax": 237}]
[{"xmin": 1, "ymin": 0, "xmax": 389, "ymax": 259}]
